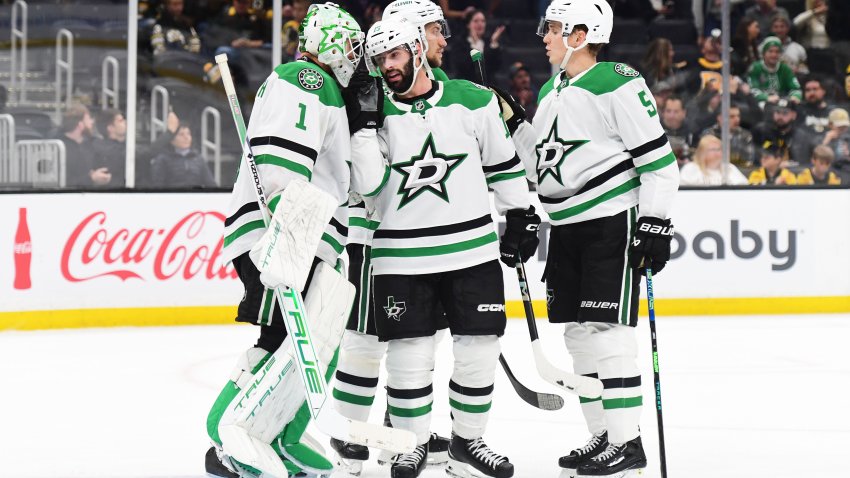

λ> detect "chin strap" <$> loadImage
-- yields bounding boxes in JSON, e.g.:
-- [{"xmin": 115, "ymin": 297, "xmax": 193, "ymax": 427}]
[
  {"xmin": 398, "ymin": 47, "xmax": 427, "ymax": 96},
  {"xmin": 559, "ymin": 36, "xmax": 590, "ymax": 71}
]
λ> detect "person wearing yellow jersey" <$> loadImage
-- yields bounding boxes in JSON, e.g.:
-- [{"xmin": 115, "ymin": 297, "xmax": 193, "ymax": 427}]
[{"xmin": 749, "ymin": 145, "xmax": 798, "ymax": 185}]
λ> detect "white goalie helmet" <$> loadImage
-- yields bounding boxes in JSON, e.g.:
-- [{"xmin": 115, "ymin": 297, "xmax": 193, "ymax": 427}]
[
  {"xmin": 299, "ymin": 2, "xmax": 365, "ymax": 87},
  {"xmin": 537, "ymin": 0, "xmax": 614, "ymax": 69},
  {"xmin": 365, "ymin": 19, "xmax": 425, "ymax": 95},
  {"xmin": 383, "ymin": 0, "xmax": 450, "ymax": 79}
]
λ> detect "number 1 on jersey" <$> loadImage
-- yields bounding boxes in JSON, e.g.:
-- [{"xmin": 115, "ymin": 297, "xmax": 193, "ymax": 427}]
[
  {"xmin": 295, "ymin": 103, "xmax": 308, "ymax": 130},
  {"xmin": 638, "ymin": 91, "xmax": 657, "ymax": 118}
]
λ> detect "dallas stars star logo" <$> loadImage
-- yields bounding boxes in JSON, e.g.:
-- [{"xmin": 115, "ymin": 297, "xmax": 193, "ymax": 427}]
[
  {"xmin": 392, "ymin": 133, "xmax": 467, "ymax": 209},
  {"xmin": 535, "ymin": 118, "xmax": 589, "ymax": 186},
  {"xmin": 384, "ymin": 296, "xmax": 407, "ymax": 321}
]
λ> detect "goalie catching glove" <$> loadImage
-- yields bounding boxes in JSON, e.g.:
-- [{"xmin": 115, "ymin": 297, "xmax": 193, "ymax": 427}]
[
  {"xmin": 249, "ymin": 179, "xmax": 338, "ymax": 291},
  {"xmin": 499, "ymin": 206, "xmax": 541, "ymax": 267},
  {"xmin": 629, "ymin": 216, "xmax": 674, "ymax": 275}
]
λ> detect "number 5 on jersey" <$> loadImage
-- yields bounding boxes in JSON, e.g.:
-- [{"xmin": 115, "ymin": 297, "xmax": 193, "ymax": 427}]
[{"xmin": 638, "ymin": 91, "xmax": 657, "ymax": 118}]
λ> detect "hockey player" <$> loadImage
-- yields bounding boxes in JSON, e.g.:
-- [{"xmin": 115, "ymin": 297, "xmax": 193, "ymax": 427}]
[
  {"xmin": 519, "ymin": 1, "xmax": 679, "ymax": 477},
  {"xmin": 330, "ymin": 1, "xmax": 454, "ymax": 473},
  {"xmin": 203, "ymin": 4, "xmax": 385, "ymax": 477},
  {"xmin": 357, "ymin": 18, "xmax": 540, "ymax": 478}
]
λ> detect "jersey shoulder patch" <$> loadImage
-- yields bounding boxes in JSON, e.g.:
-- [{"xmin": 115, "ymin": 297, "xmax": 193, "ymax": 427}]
[
  {"xmin": 274, "ymin": 61, "xmax": 344, "ymax": 107},
  {"xmin": 572, "ymin": 62, "xmax": 641, "ymax": 96},
  {"xmin": 436, "ymin": 79, "xmax": 493, "ymax": 110}
]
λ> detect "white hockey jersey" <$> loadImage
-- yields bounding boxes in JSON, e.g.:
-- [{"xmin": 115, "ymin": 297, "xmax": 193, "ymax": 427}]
[
  {"xmin": 517, "ymin": 62, "xmax": 679, "ymax": 225},
  {"xmin": 363, "ymin": 79, "xmax": 530, "ymax": 276},
  {"xmin": 222, "ymin": 59, "xmax": 385, "ymax": 266}
]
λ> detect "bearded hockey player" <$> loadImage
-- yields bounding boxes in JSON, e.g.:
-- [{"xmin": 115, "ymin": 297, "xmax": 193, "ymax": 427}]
[
  {"xmin": 354, "ymin": 18, "xmax": 540, "ymax": 478},
  {"xmin": 330, "ymin": 1, "xmax": 454, "ymax": 474},
  {"xmin": 515, "ymin": 0, "xmax": 679, "ymax": 477},
  {"xmin": 203, "ymin": 4, "xmax": 386, "ymax": 477}
]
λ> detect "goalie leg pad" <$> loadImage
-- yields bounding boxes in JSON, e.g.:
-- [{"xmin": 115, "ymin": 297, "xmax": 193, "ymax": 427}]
[
  {"xmin": 333, "ymin": 330, "xmax": 387, "ymax": 422},
  {"xmin": 249, "ymin": 179, "xmax": 338, "ymax": 291},
  {"xmin": 207, "ymin": 347, "xmax": 272, "ymax": 445},
  {"xmin": 588, "ymin": 323, "xmax": 641, "ymax": 445},
  {"xmin": 386, "ymin": 336, "xmax": 436, "ymax": 446},
  {"xmin": 564, "ymin": 323, "xmax": 606, "ymax": 436},
  {"xmin": 449, "ymin": 335, "xmax": 500, "ymax": 440}
]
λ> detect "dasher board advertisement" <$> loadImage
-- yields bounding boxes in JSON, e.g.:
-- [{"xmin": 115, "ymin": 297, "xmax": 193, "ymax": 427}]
[{"xmin": 1, "ymin": 190, "xmax": 849, "ymax": 329}]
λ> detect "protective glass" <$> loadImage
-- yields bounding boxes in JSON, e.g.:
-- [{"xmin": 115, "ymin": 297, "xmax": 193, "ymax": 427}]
[{"xmin": 536, "ymin": 18, "xmax": 567, "ymax": 38}]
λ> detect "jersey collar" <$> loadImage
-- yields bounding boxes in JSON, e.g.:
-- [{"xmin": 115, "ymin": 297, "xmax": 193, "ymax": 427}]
[{"xmin": 389, "ymin": 80, "xmax": 444, "ymax": 114}]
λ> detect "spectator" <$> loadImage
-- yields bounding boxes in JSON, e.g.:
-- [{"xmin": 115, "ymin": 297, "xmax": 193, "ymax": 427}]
[
  {"xmin": 438, "ymin": 0, "xmax": 486, "ymax": 21},
  {"xmin": 150, "ymin": 0, "xmax": 201, "ymax": 56},
  {"xmin": 748, "ymin": 145, "xmax": 798, "ymax": 185},
  {"xmin": 150, "ymin": 124, "xmax": 217, "ymax": 188},
  {"xmin": 793, "ymin": 0, "xmax": 829, "ymax": 50},
  {"xmin": 280, "ymin": 0, "xmax": 309, "ymax": 61},
  {"xmin": 744, "ymin": 0, "xmax": 789, "ymax": 40},
  {"xmin": 700, "ymin": 104, "xmax": 757, "ymax": 167},
  {"xmin": 770, "ymin": 14, "xmax": 807, "ymax": 74},
  {"xmin": 796, "ymin": 77, "xmax": 834, "ymax": 135},
  {"xmin": 449, "ymin": 9, "xmax": 503, "ymax": 82},
  {"xmin": 797, "ymin": 145, "xmax": 841, "ymax": 184},
  {"xmin": 680, "ymin": 134, "xmax": 749, "ymax": 186},
  {"xmin": 753, "ymin": 100, "xmax": 814, "ymax": 165},
  {"xmin": 821, "ymin": 108, "xmax": 850, "ymax": 163},
  {"xmin": 59, "ymin": 104, "xmax": 104, "ymax": 189},
  {"xmin": 90, "ymin": 109, "xmax": 127, "ymax": 188},
  {"xmin": 641, "ymin": 38, "xmax": 689, "ymax": 96},
  {"xmin": 730, "ymin": 18, "xmax": 761, "ymax": 77},
  {"xmin": 747, "ymin": 36, "xmax": 802, "ymax": 106},
  {"xmin": 686, "ymin": 36, "xmax": 723, "ymax": 95},
  {"xmin": 609, "ymin": 0, "xmax": 659, "ymax": 23},
  {"xmin": 208, "ymin": 0, "xmax": 271, "ymax": 53},
  {"xmin": 661, "ymin": 95, "xmax": 695, "ymax": 165},
  {"xmin": 507, "ymin": 62, "xmax": 537, "ymax": 120},
  {"xmin": 825, "ymin": 0, "xmax": 850, "ymax": 78}
]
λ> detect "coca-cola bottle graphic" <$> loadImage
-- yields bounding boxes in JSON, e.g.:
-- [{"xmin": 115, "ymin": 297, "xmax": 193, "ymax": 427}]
[{"xmin": 14, "ymin": 207, "xmax": 32, "ymax": 290}]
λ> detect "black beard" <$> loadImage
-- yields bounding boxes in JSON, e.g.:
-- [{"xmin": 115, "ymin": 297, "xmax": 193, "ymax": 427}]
[{"xmin": 386, "ymin": 59, "xmax": 415, "ymax": 94}]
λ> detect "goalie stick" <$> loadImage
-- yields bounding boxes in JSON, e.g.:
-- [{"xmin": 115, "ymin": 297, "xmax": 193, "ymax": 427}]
[
  {"xmin": 214, "ymin": 54, "xmax": 416, "ymax": 477},
  {"xmin": 468, "ymin": 49, "xmax": 603, "ymax": 398}
]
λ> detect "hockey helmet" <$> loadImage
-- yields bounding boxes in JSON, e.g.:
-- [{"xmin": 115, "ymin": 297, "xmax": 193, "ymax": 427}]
[
  {"xmin": 537, "ymin": 0, "xmax": 614, "ymax": 69},
  {"xmin": 365, "ymin": 19, "xmax": 426, "ymax": 95},
  {"xmin": 299, "ymin": 2, "xmax": 365, "ymax": 87}
]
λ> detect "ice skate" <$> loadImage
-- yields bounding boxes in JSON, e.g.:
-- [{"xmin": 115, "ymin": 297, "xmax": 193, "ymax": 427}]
[
  {"xmin": 446, "ymin": 434, "xmax": 513, "ymax": 478},
  {"xmin": 391, "ymin": 443, "xmax": 428, "ymax": 478},
  {"xmin": 427, "ymin": 432, "xmax": 450, "ymax": 465},
  {"xmin": 576, "ymin": 436, "xmax": 646, "ymax": 478},
  {"xmin": 330, "ymin": 437, "xmax": 369, "ymax": 476},
  {"xmin": 558, "ymin": 432, "xmax": 608, "ymax": 478}
]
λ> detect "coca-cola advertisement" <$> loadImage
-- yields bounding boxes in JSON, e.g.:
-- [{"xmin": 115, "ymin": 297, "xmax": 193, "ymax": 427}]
[{"xmin": 2, "ymin": 193, "xmax": 243, "ymax": 325}]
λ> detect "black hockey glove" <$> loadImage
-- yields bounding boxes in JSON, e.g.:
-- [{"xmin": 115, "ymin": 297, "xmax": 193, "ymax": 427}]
[
  {"xmin": 489, "ymin": 86, "xmax": 526, "ymax": 135},
  {"xmin": 342, "ymin": 61, "xmax": 384, "ymax": 134},
  {"xmin": 629, "ymin": 216, "xmax": 674, "ymax": 275},
  {"xmin": 500, "ymin": 206, "xmax": 541, "ymax": 267}
]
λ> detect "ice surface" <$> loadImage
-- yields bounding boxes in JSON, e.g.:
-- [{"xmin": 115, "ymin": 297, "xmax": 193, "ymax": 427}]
[{"xmin": 2, "ymin": 314, "xmax": 848, "ymax": 478}]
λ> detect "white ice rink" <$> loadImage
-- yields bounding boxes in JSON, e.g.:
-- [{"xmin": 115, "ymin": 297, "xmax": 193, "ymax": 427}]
[{"xmin": 2, "ymin": 314, "xmax": 849, "ymax": 478}]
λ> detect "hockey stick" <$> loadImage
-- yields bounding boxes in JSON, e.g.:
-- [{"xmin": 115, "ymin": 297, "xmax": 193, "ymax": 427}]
[
  {"xmin": 516, "ymin": 260, "xmax": 604, "ymax": 398},
  {"xmin": 214, "ymin": 54, "xmax": 416, "ymax": 475},
  {"xmin": 645, "ymin": 266, "xmax": 668, "ymax": 478},
  {"xmin": 498, "ymin": 353, "xmax": 563, "ymax": 411}
]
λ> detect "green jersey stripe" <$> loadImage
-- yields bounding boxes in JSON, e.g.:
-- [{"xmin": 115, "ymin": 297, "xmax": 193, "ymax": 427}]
[
  {"xmin": 635, "ymin": 151, "xmax": 675, "ymax": 174},
  {"xmin": 224, "ymin": 219, "xmax": 265, "ymax": 247},
  {"xmin": 486, "ymin": 170, "xmax": 526, "ymax": 184},
  {"xmin": 332, "ymin": 388, "xmax": 375, "ymax": 406},
  {"xmin": 321, "ymin": 233, "xmax": 344, "ymax": 254},
  {"xmin": 371, "ymin": 232, "xmax": 497, "ymax": 258},
  {"xmin": 255, "ymin": 154, "xmax": 312, "ymax": 180},
  {"xmin": 449, "ymin": 398, "xmax": 492, "ymax": 413},
  {"xmin": 268, "ymin": 194, "xmax": 281, "ymax": 214},
  {"xmin": 602, "ymin": 396, "xmax": 643, "ymax": 409},
  {"xmin": 388, "ymin": 402, "xmax": 433, "ymax": 418},
  {"xmin": 579, "ymin": 396, "xmax": 602, "ymax": 404},
  {"xmin": 548, "ymin": 177, "xmax": 641, "ymax": 221},
  {"xmin": 349, "ymin": 217, "xmax": 380, "ymax": 230}
]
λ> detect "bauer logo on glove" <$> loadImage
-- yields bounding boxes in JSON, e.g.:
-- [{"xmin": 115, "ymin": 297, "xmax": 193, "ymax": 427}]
[{"xmin": 629, "ymin": 216, "xmax": 674, "ymax": 275}]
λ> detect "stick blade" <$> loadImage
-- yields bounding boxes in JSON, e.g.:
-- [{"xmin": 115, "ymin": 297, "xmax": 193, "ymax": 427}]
[
  {"xmin": 532, "ymin": 343, "xmax": 604, "ymax": 397},
  {"xmin": 499, "ymin": 354, "xmax": 564, "ymax": 410},
  {"xmin": 219, "ymin": 424, "xmax": 289, "ymax": 478},
  {"xmin": 316, "ymin": 407, "xmax": 416, "ymax": 454}
]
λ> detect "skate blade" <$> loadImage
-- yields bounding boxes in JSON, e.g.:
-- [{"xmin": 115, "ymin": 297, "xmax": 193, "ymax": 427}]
[
  {"xmin": 558, "ymin": 468, "xmax": 577, "ymax": 478},
  {"xmin": 376, "ymin": 449, "xmax": 395, "ymax": 467},
  {"xmin": 445, "ymin": 457, "xmax": 492, "ymax": 478},
  {"xmin": 331, "ymin": 452, "xmax": 364, "ymax": 477},
  {"xmin": 577, "ymin": 468, "xmax": 643, "ymax": 478},
  {"xmin": 426, "ymin": 450, "xmax": 448, "ymax": 466}
]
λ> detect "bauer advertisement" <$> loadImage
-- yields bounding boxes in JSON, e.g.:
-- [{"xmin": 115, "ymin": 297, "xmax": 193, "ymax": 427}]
[{"xmin": 1, "ymin": 189, "xmax": 849, "ymax": 329}]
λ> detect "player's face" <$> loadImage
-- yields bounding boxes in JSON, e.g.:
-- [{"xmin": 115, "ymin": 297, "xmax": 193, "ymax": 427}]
[
  {"xmin": 424, "ymin": 22, "xmax": 447, "ymax": 68},
  {"xmin": 543, "ymin": 21, "xmax": 567, "ymax": 66},
  {"xmin": 375, "ymin": 45, "xmax": 415, "ymax": 93}
]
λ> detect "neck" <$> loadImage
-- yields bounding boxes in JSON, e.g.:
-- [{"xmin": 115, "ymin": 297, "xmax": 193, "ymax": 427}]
[
  {"xmin": 565, "ymin": 52, "xmax": 596, "ymax": 79},
  {"xmin": 65, "ymin": 130, "xmax": 84, "ymax": 143},
  {"xmin": 398, "ymin": 71, "xmax": 432, "ymax": 99}
]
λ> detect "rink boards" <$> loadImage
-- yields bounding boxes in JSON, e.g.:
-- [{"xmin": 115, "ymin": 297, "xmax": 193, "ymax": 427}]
[{"xmin": 2, "ymin": 189, "xmax": 849, "ymax": 329}]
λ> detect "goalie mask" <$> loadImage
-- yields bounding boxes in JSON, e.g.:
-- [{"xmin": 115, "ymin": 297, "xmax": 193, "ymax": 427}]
[
  {"xmin": 299, "ymin": 2, "xmax": 365, "ymax": 87},
  {"xmin": 365, "ymin": 19, "xmax": 426, "ymax": 96},
  {"xmin": 537, "ymin": 0, "xmax": 613, "ymax": 70},
  {"xmin": 383, "ymin": 0, "xmax": 450, "ymax": 78}
]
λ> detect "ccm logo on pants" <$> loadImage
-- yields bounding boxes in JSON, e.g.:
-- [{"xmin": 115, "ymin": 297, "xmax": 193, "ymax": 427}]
[
  {"xmin": 477, "ymin": 304, "xmax": 506, "ymax": 312},
  {"xmin": 580, "ymin": 301, "xmax": 619, "ymax": 309}
]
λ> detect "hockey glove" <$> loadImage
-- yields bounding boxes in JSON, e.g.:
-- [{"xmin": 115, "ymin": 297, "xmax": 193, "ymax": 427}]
[
  {"xmin": 490, "ymin": 86, "xmax": 526, "ymax": 135},
  {"xmin": 500, "ymin": 206, "xmax": 541, "ymax": 267},
  {"xmin": 629, "ymin": 216, "xmax": 674, "ymax": 275},
  {"xmin": 342, "ymin": 61, "xmax": 383, "ymax": 134}
]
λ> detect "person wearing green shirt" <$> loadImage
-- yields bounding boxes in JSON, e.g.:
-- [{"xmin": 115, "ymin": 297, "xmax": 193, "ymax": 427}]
[{"xmin": 747, "ymin": 35, "xmax": 803, "ymax": 106}]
